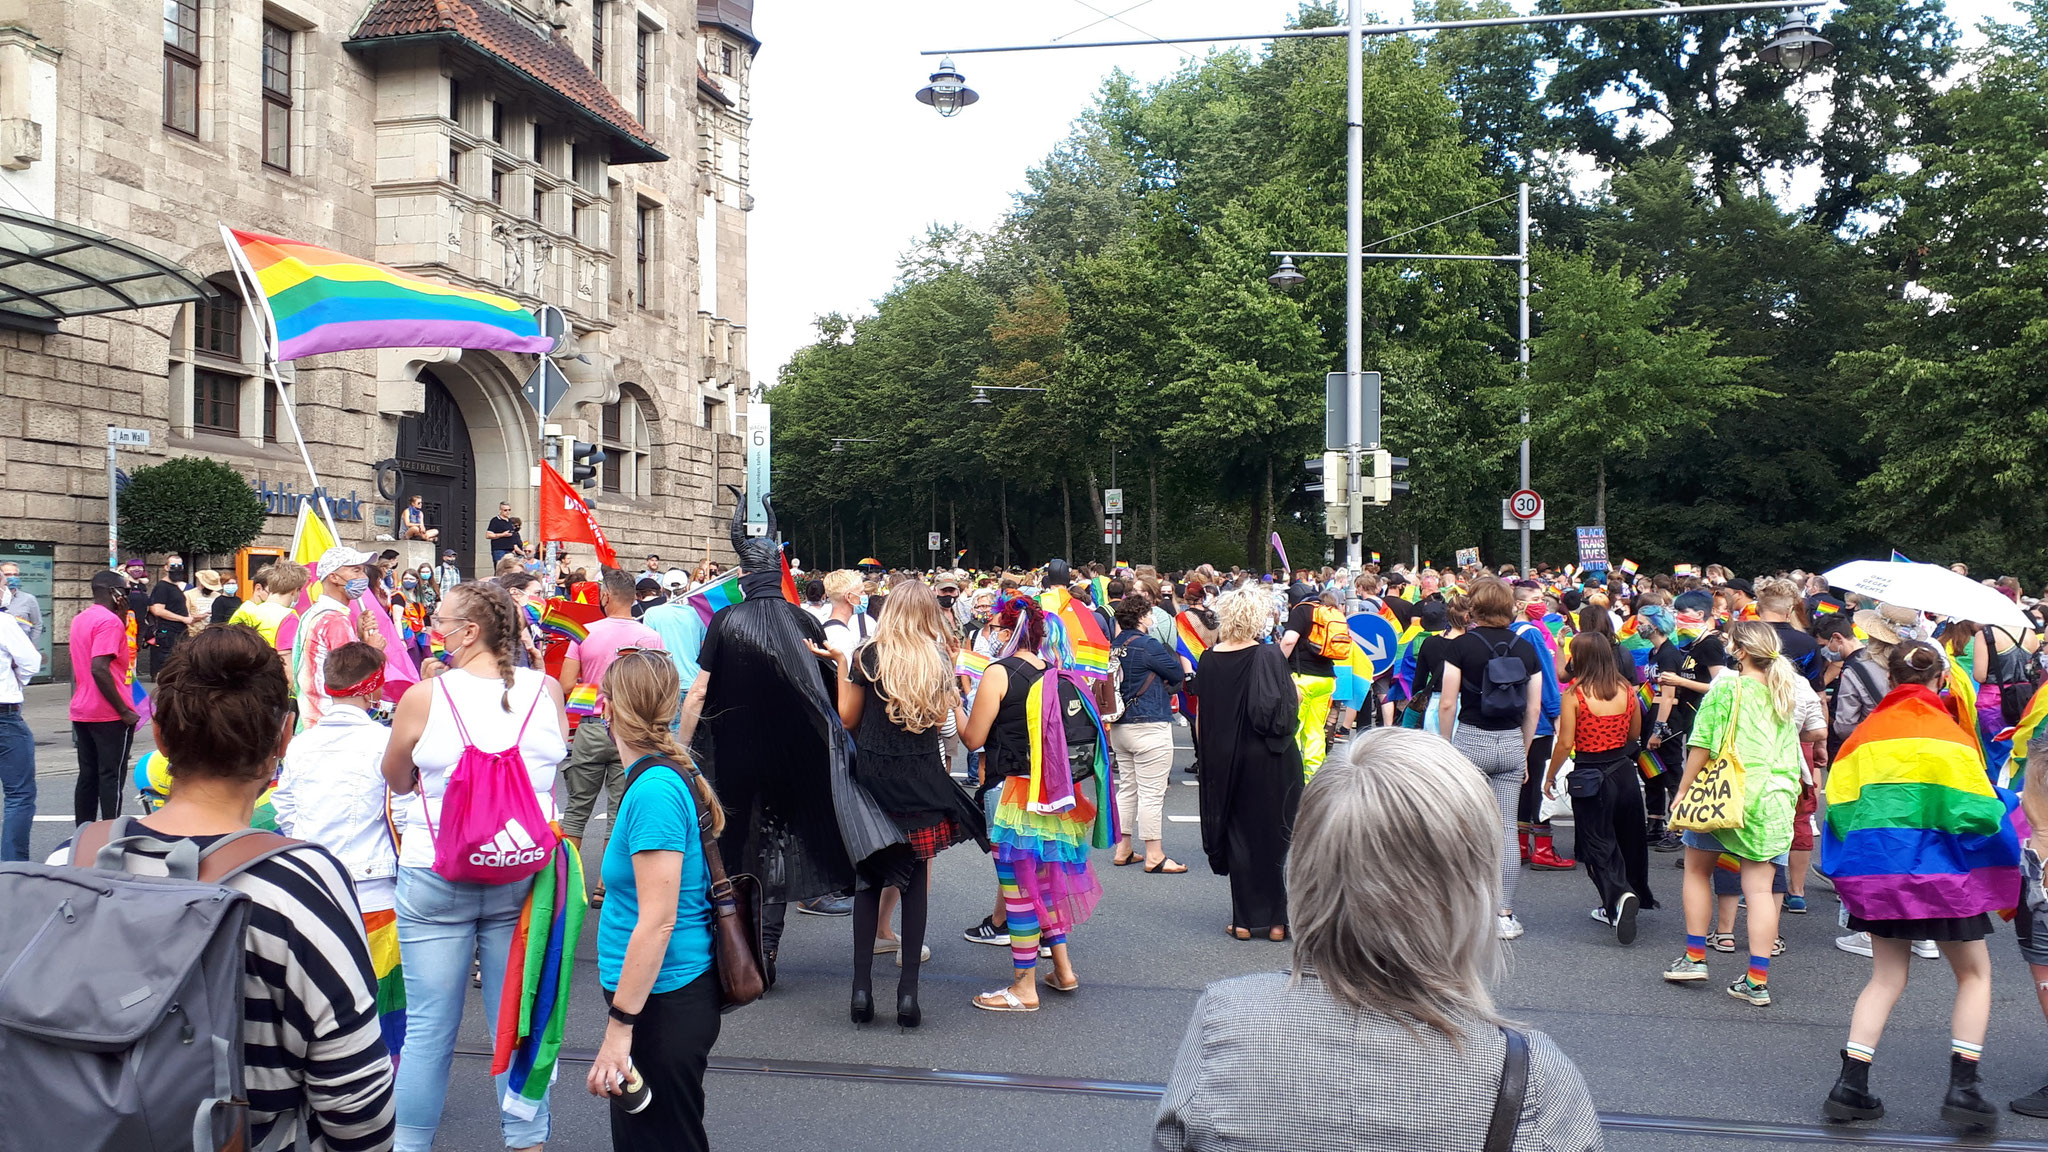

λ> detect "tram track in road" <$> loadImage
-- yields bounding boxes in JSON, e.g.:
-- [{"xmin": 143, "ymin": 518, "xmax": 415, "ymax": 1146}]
[{"xmin": 454, "ymin": 1046, "xmax": 2047, "ymax": 1149}]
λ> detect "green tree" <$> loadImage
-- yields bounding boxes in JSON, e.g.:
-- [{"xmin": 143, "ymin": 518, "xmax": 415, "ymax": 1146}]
[
  {"xmin": 1515, "ymin": 250, "xmax": 1763, "ymax": 526},
  {"xmin": 119, "ymin": 456, "xmax": 266, "ymax": 563}
]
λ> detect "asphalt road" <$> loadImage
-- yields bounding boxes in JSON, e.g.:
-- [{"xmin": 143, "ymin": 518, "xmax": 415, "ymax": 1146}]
[{"xmin": 23, "ymin": 697, "xmax": 2048, "ymax": 1151}]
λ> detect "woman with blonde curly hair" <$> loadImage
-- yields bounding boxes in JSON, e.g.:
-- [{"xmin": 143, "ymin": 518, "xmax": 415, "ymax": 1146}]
[
  {"xmin": 1662, "ymin": 620, "xmax": 1805, "ymax": 1007},
  {"xmin": 814, "ymin": 580, "xmax": 988, "ymax": 1027},
  {"xmin": 1192, "ymin": 586, "xmax": 1303, "ymax": 942}
]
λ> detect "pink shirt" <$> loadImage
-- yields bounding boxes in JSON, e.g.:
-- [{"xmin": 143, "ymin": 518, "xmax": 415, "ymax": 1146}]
[
  {"xmin": 68, "ymin": 604, "xmax": 132, "ymax": 722},
  {"xmin": 567, "ymin": 616, "xmax": 664, "ymax": 693}
]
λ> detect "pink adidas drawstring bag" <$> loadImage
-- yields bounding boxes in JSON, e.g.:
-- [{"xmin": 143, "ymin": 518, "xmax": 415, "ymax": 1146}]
[{"xmin": 422, "ymin": 676, "xmax": 558, "ymax": 884}]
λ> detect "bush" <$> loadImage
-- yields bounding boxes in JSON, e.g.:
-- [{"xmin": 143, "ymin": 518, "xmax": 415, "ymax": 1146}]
[{"xmin": 119, "ymin": 456, "xmax": 266, "ymax": 563}]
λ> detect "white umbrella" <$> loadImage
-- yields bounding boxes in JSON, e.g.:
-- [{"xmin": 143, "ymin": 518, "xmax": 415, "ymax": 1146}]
[{"xmin": 1821, "ymin": 560, "xmax": 2033, "ymax": 636}]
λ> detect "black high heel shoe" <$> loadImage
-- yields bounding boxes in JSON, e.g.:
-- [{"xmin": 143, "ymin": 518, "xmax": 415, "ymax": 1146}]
[
  {"xmin": 850, "ymin": 988, "xmax": 874, "ymax": 1026},
  {"xmin": 896, "ymin": 991, "xmax": 921, "ymax": 1030}
]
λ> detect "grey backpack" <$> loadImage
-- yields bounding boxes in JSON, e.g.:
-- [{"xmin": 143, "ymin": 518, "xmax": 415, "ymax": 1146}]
[{"xmin": 0, "ymin": 819, "xmax": 299, "ymax": 1152}]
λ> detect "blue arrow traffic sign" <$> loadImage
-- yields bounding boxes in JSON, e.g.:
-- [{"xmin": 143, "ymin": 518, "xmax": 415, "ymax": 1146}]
[{"xmin": 1348, "ymin": 612, "xmax": 1398, "ymax": 667}]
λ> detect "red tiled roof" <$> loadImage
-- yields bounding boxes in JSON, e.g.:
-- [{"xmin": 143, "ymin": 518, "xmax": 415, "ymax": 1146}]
[
  {"xmin": 697, "ymin": 63, "xmax": 734, "ymax": 108},
  {"xmin": 350, "ymin": 0, "xmax": 665, "ymax": 164}
]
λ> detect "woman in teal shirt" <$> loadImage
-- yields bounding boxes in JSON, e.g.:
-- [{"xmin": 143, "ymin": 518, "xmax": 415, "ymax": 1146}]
[{"xmin": 587, "ymin": 650, "xmax": 722, "ymax": 1152}]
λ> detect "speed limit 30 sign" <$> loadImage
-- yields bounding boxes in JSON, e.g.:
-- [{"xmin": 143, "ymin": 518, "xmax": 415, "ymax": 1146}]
[{"xmin": 1509, "ymin": 489, "xmax": 1543, "ymax": 522}]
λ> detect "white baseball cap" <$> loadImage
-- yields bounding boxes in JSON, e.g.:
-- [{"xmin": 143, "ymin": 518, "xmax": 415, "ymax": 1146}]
[
  {"xmin": 662, "ymin": 567, "xmax": 690, "ymax": 590},
  {"xmin": 315, "ymin": 546, "xmax": 377, "ymax": 583}
]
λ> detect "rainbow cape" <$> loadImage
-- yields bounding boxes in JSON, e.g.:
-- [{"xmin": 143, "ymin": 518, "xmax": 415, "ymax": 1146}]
[
  {"xmin": 493, "ymin": 839, "xmax": 587, "ymax": 1121},
  {"xmin": 1820, "ymin": 684, "xmax": 2021, "ymax": 922},
  {"xmin": 538, "ymin": 598, "xmax": 600, "ymax": 643},
  {"xmin": 1173, "ymin": 611, "xmax": 1209, "ymax": 666},
  {"xmin": 1039, "ymin": 589, "xmax": 1110, "ymax": 680},
  {"xmin": 685, "ymin": 570, "xmax": 744, "ymax": 626},
  {"xmin": 228, "ymin": 227, "xmax": 552, "ymax": 361}
]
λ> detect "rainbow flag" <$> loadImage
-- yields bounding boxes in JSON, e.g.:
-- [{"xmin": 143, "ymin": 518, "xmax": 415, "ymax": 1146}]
[
  {"xmin": 565, "ymin": 683, "xmax": 599, "ymax": 717},
  {"xmin": 1995, "ymin": 681, "xmax": 2048, "ymax": 788},
  {"xmin": 362, "ymin": 907, "xmax": 407, "ymax": 1059},
  {"xmin": 1948, "ymin": 655, "xmax": 1989, "ymax": 765},
  {"xmin": 955, "ymin": 649, "xmax": 991, "ymax": 682},
  {"xmin": 538, "ymin": 598, "xmax": 600, "ymax": 643},
  {"xmin": 686, "ymin": 570, "xmax": 744, "ymax": 625},
  {"xmin": 1090, "ymin": 575, "xmax": 1112, "ymax": 612},
  {"xmin": 1173, "ymin": 611, "xmax": 1209, "ymax": 666},
  {"xmin": 227, "ymin": 227, "xmax": 552, "ymax": 361},
  {"xmin": 1386, "ymin": 620, "xmax": 1426, "ymax": 697},
  {"xmin": 129, "ymin": 677, "xmax": 153, "ymax": 725},
  {"xmin": 1637, "ymin": 749, "xmax": 1665, "ymax": 780},
  {"xmin": 1333, "ymin": 646, "xmax": 1377, "ymax": 711},
  {"xmin": 1054, "ymin": 596, "xmax": 1112, "ymax": 679},
  {"xmin": 1821, "ymin": 684, "xmax": 2021, "ymax": 922},
  {"xmin": 493, "ymin": 840, "xmax": 586, "ymax": 1121}
]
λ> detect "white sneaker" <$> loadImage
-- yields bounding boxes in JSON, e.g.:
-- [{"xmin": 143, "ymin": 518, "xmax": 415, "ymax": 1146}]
[
  {"xmin": 1589, "ymin": 906, "xmax": 1612, "ymax": 924},
  {"xmin": 1835, "ymin": 931, "xmax": 1873, "ymax": 957},
  {"xmin": 1912, "ymin": 939, "xmax": 1940, "ymax": 959},
  {"xmin": 1497, "ymin": 914, "xmax": 1525, "ymax": 940}
]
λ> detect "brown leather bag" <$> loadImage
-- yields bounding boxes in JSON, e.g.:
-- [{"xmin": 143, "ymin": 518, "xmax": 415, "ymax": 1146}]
[{"xmin": 625, "ymin": 756, "xmax": 766, "ymax": 1011}]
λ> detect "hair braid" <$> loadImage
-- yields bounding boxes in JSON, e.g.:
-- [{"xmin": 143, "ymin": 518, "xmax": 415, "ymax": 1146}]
[{"xmin": 448, "ymin": 580, "xmax": 523, "ymax": 711}]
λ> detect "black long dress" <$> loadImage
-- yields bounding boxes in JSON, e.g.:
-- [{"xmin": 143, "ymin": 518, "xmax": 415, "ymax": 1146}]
[{"xmin": 1192, "ymin": 644, "xmax": 1303, "ymax": 935}]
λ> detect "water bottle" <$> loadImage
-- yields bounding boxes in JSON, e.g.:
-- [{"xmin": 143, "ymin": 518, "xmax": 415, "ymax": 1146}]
[{"xmin": 618, "ymin": 1065, "xmax": 652, "ymax": 1114}]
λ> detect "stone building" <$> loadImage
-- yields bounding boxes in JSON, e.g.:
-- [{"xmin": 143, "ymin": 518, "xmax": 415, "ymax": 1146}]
[{"xmin": 0, "ymin": 0, "xmax": 756, "ymax": 667}]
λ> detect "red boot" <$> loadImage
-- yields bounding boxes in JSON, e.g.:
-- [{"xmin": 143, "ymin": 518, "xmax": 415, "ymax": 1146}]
[
  {"xmin": 1518, "ymin": 831, "xmax": 1533, "ymax": 865},
  {"xmin": 1530, "ymin": 833, "xmax": 1576, "ymax": 871}
]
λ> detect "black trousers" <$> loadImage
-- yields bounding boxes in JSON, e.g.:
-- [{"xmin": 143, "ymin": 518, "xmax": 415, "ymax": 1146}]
[
  {"xmin": 1571, "ymin": 757, "xmax": 1655, "ymax": 915},
  {"xmin": 72, "ymin": 720, "xmax": 130, "ymax": 825},
  {"xmin": 609, "ymin": 971, "xmax": 722, "ymax": 1152},
  {"xmin": 1517, "ymin": 735, "xmax": 1556, "ymax": 833}
]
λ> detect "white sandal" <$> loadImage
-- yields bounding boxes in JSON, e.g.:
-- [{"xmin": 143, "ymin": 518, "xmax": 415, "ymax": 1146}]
[{"xmin": 972, "ymin": 987, "xmax": 1039, "ymax": 1013}]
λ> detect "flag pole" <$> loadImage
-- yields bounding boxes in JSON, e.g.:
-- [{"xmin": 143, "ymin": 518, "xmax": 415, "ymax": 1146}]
[{"xmin": 220, "ymin": 223, "xmax": 337, "ymax": 538}]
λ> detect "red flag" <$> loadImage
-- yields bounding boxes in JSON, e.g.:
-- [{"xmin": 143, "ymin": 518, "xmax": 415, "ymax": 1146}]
[
  {"xmin": 779, "ymin": 544, "xmax": 799, "ymax": 605},
  {"xmin": 539, "ymin": 461, "xmax": 616, "ymax": 568}
]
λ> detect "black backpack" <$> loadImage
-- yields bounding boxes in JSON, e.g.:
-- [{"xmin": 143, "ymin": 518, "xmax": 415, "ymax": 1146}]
[{"xmin": 1478, "ymin": 635, "xmax": 1532, "ymax": 721}]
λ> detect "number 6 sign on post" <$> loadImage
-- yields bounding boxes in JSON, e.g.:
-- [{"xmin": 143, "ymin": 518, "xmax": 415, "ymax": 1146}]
[{"xmin": 745, "ymin": 402, "xmax": 772, "ymax": 536}]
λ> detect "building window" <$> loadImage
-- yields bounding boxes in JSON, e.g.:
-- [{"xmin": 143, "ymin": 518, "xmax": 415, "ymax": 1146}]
[
  {"xmin": 591, "ymin": 0, "xmax": 605, "ymax": 75},
  {"xmin": 571, "ymin": 201, "xmax": 585, "ymax": 241},
  {"xmin": 449, "ymin": 147, "xmax": 462, "ymax": 187},
  {"xmin": 635, "ymin": 203, "xmax": 653, "ymax": 306},
  {"xmin": 701, "ymin": 396, "xmax": 721, "ymax": 430},
  {"xmin": 532, "ymin": 184, "xmax": 544, "ymax": 222},
  {"xmin": 194, "ymin": 371, "xmax": 240, "ymax": 435},
  {"xmin": 601, "ymin": 394, "xmax": 652, "ymax": 496},
  {"xmin": 449, "ymin": 78, "xmax": 463, "ymax": 124},
  {"xmin": 261, "ymin": 21, "xmax": 292, "ymax": 170},
  {"xmin": 531, "ymin": 122, "xmax": 545, "ymax": 164},
  {"xmin": 490, "ymin": 100, "xmax": 504, "ymax": 143},
  {"xmin": 263, "ymin": 379, "xmax": 278, "ymax": 443},
  {"xmin": 635, "ymin": 25, "xmax": 650, "ymax": 123},
  {"xmin": 491, "ymin": 166, "xmax": 505, "ymax": 205},
  {"xmin": 199, "ymin": 292, "xmax": 240, "ymax": 358},
  {"xmin": 720, "ymin": 44, "xmax": 734, "ymax": 75},
  {"xmin": 163, "ymin": 0, "xmax": 200, "ymax": 136}
]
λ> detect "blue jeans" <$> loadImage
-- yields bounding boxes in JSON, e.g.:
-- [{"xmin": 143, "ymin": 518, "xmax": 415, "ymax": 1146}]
[
  {"xmin": 394, "ymin": 866, "xmax": 549, "ymax": 1151},
  {"xmin": 0, "ymin": 711, "xmax": 33, "ymax": 861}
]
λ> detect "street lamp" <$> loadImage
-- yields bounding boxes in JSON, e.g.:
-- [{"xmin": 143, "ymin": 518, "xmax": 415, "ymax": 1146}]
[
  {"xmin": 914, "ymin": 57, "xmax": 979, "ymax": 117},
  {"xmin": 830, "ymin": 437, "xmax": 875, "ymax": 453},
  {"xmin": 1760, "ymin": 12, "xmax": 1834, "ymax": 73},
  {"xmin": 1267, "ymin": 256, "xmax": 1306, "ymax": 291},
  {"xmin": 969, "ymin": 384, "xmax": 1048, "ymax": 405}
]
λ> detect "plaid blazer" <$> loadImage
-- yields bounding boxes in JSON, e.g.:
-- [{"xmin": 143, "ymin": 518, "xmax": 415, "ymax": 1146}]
[{"xmin": 1154, "ymin": 970, "xmax": 1605, "ymax": 1152}]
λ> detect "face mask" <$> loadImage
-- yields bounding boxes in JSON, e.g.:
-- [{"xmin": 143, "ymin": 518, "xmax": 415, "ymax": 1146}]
[
  {"xmin": 344, "ymin": 576, "xmax": 370, "ymax": 599},
  {"xmin": 168, "ymin": 565, "xmax": 186, "ymax": 581},
  {"xmin": 856, "ymin": 595, "xmax": 870, "ymax": 615},
  {"xmin": 937, "ymin": 595, "xmax": 957, "ymax": 609},
  {"xmin": 222, "ymin": 583, "xmax": 237, "ymax": 597},
  {"xmin": 428, "ymin": 623, "xmax": 471, "ymax": 656},
  {"xmin": 402, "ymin": 578, "xmax": 418, "ymax": 590},
  {"xmin": 1821, "ymin": 646, "xmax": 1843, "ymax": 662},
  {"xmin": 2, "ymin": 576, "xmax": 16, "ymax": 589}
]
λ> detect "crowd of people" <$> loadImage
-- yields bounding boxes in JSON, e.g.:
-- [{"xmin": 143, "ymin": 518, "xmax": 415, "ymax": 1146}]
[{"xmin": 3, "ymin": 528, "xmax": 2045, "ymax": 1148}]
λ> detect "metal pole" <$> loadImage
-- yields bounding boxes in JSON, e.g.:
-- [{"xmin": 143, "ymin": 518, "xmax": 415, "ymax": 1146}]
[
  {"xmin": 1518, "ymin": 181, "xmax": 1531, "ymax": 573},
  {"xmin": 107, "ymin": 432, "xmax": 117, "ymax": 571},
  {"xmin": 1344, "ymin": 0, "xmax": 1364, "ymax": 572},
  {"xmin": 1109, "ymin": 448, "xmax": 1118, "ymax": 568}
]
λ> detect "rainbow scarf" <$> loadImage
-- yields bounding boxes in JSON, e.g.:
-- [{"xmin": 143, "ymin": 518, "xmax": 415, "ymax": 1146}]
[
  {"xmin": 493, "ymin": 840, "xmax": 586, "ymax": 1121},
  {"xmin": 1173, "ymin": 611, "xmax": 1209, "ymax": 666},
  {"xmin": 1821, "ymin": 684, "xmax": 2021, "ymax": 922},
  {"xmin": 362, "ymin": 907, "xmax": 406, "ymax": 1059}
]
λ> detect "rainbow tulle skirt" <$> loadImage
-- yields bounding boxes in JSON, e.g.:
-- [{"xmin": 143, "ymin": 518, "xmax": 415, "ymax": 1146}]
[{"xmin": 991, "ymin": 775, "xmax": 1102, "ymax": 932}]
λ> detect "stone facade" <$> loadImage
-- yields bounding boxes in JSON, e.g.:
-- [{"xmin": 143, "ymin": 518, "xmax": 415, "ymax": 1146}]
[{"xmin": 0, "ymin": 0, "xmax": 756, "ymax": 663}]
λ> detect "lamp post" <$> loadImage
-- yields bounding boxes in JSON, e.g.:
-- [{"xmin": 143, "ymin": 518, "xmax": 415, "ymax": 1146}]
[
  {"xmin": 920, "ymin": 2, "xmax": 1829, "ymax": 573},
  {"xmin": 968, "ymin": 383, "xmax": 1049, "ymax": 405},
  {"xmin": 829, "ymin": 437, "xmax": 876, "ymax": 453}
]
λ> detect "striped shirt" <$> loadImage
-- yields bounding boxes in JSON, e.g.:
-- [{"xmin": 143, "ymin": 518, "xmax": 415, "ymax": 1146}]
[{"xmin": 55, "ymin": 836, "xmax": 396, "ymax": 1151}]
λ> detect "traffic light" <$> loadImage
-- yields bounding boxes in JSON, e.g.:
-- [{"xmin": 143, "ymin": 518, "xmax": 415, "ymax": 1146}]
[
  {"xmin": 1367, "ymin": 450, "xmax": 1411, "ymax": 506},
  {"xmin": 1311, "ymin": 451, "xmax": 1350, "ymax": 537},
  {"xmin": 570, "ymin": 440, "xmax": 606, "ymax": 489}
]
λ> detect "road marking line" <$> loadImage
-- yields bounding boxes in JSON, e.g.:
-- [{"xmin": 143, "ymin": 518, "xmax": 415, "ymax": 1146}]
[{"xmin": 1166, "ymin": 815, "xmax": 1198, "ymax": 823}]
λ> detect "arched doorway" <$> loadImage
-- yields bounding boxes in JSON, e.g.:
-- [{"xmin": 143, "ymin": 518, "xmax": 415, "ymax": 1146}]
[{"xmin": 397, "ymin": 370, "xmax": 476, "ymax": 575}]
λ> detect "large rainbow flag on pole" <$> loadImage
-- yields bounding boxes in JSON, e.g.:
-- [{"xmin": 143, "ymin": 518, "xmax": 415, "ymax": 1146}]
[
  {"xmin": 225, "ymin": 227, "xmax": 554, "ymax": 361},
  {"xmin": 1820, "ymin": 684, "xmax": 2021, "ymax": 922}
]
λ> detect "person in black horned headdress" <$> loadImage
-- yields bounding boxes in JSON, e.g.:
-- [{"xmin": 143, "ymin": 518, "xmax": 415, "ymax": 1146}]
[{"xmin": 678, "ymin": 486, "xmax": 901, "ymax": 984}]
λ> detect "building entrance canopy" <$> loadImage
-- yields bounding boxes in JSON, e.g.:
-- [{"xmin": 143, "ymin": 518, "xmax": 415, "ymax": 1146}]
[{"xmin": 0, "ymin": 208, "xmax": 209, "ymax": 332}]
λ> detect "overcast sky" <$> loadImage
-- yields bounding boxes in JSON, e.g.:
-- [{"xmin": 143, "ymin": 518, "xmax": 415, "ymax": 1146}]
[{"xmin": 743, "ymin": 1, "xmax": 2020, "ymax": 389}]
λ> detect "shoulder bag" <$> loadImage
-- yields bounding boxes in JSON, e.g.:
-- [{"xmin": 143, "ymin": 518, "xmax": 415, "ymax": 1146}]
[
  {"xmin": 1482, "ymin": 1026, "xmax": 1531, "ymax": 1152},
  {"xmin": 625, "ymin": 755, "xmax": 766, "ymax": 1012},
  {"xmin": 1670, "ymin": 680, "xmax": 1748, "ymax": 833}
]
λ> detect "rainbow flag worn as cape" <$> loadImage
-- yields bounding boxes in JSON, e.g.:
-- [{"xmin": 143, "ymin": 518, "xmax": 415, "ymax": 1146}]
[
  {"xmin": 1332, "ymin": 646, "xmax": 1377, "ymax": 712},
  {"xmin": 493, "ymin": 840, "xmax": 587, "ymax": 1121},
  {"xmin": 685, "ymin": 571, "xmax": 744, "ymax": 626},
  {"xmin": 1385, "ymin": 620, "xmax": 1427, "ymax": 698},
  {"xmin": 1947, "ymin": 655, "xmax": 1990, "ymax": 766},
  {"xmin": 1173, "ymin": 611, "xmax": 1209, "ymax": 666},
  {"xmin": 1040, "ymin": 591, "xmax": 1110, "ymax": 680},
  {"xmin": 1995, "ymin": 681, "xmax": 2048, "ymax": 789},
  {"xmin": 1820, "ymin": 684, "xmax": 2021, "ymax": 922},
  {"xmin": 228, "ymin": 227, "xmax": 553, "ymax": 361}
]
